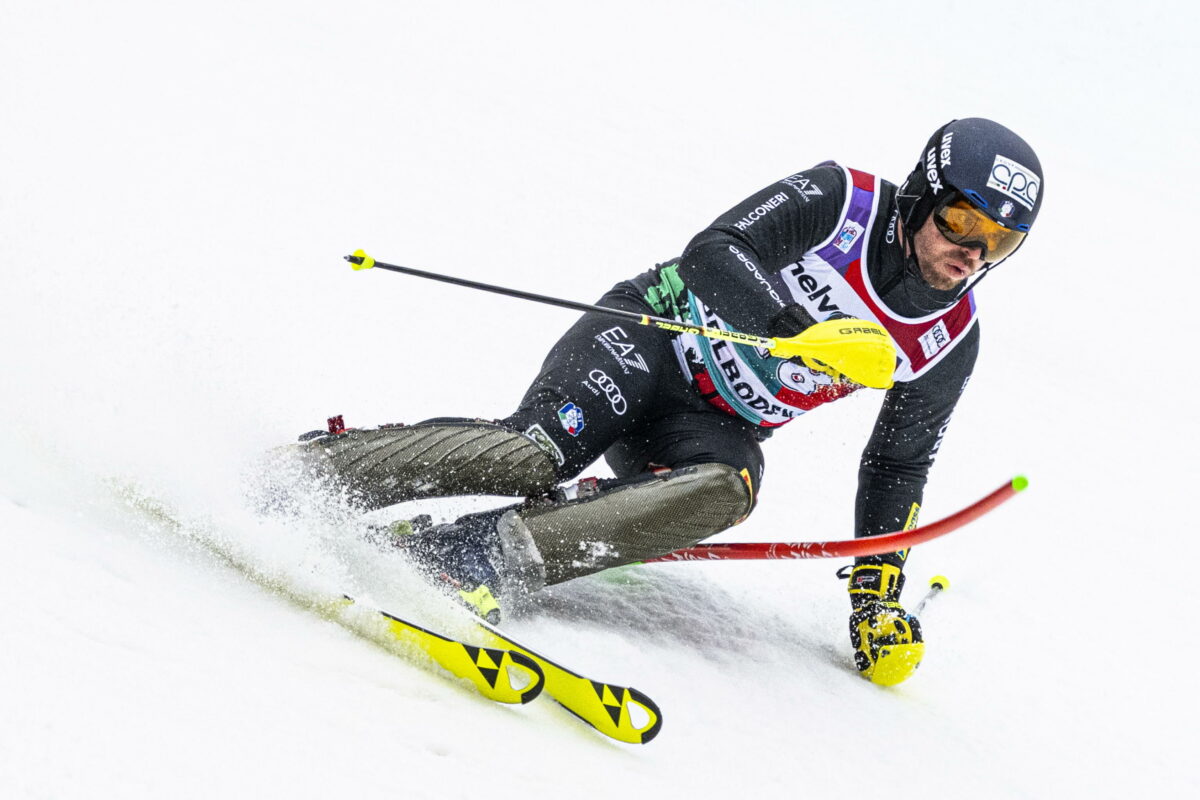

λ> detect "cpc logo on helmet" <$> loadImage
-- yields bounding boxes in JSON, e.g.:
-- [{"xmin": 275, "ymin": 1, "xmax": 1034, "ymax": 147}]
[{"xmin": 987, "ymin": 154, "xmax": 1040, "ymax": 212}]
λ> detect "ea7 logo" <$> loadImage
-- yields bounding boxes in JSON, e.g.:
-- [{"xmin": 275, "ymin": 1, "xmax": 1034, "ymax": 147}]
[
  {"xmin": 987, "ymin": 154, "xmax": 1040, "ymax": 211},
  {"xmin": 781, "ymin": 173, "xmax": 824, "ymax": 201},
  {"xmin": 595, "ymin": 326, "xmax": 650, "ymax": 373}
]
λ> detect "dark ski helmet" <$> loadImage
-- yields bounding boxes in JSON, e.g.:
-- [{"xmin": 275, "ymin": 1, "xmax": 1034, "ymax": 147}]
[{"xmin": 897, "ymin": 118, "xmax": 1043, "ymax": 254}]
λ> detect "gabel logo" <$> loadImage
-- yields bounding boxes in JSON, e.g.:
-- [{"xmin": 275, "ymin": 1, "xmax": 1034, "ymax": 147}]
[{"xmin": 987, "ymin": 154, "xmax": 1040, "ymax": 211}]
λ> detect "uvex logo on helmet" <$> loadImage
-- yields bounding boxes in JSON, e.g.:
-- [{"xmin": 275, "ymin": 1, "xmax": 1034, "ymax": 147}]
[
  {"xmin": 924, "ymin": 147, "xmax": 942, "ymax": 194},
  {"xmin": 924, "ymin": 131, "xmax": 955, "ymax": 195}
]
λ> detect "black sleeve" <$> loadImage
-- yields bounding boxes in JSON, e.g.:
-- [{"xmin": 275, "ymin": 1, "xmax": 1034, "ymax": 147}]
[
  {"xmin": 676, "ymin": 166, "xmax": 846, "ymax": 336},
  {"xmin": 855, "ymin": 324, "xmax": 980, "ymax": 544}
]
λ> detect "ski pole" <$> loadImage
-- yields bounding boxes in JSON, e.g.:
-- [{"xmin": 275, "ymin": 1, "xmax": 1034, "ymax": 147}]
[
  {"xmin": 913, "ymin": 575, "xmax": 950, "ymax": 616},
  {"xmin": 645, "ymin": 476, "xmax": 1027, "ymax": 563},
  {"xmin": 345, "ymin": 249, "xmax": 774, "ymax": 348},
  {"xmin": 344, "ymin": 250, "xmax": 897, "ymax": 389}
]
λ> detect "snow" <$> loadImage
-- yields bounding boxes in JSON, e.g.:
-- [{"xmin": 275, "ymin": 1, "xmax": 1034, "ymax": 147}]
[{"xmin": 2, "ymin": 1, "xmax": 1197, "ymax": 797}]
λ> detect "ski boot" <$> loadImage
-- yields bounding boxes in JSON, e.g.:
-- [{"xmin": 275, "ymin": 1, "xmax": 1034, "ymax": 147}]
[
  {"xmin": 393, "ymin": 507, "xmax": 546, "ymax": 625},
  {"xmin": 845, "ymin": 562, "xmax": 925, "ymax": 686}
]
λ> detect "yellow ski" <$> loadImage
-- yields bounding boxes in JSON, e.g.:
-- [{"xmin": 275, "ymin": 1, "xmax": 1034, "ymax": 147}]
[
  {"xmin": 476, "ymin": 620, "xmax": 664, "ymax": 744},
  {"xmin": 346, "ymin": 596, "xmax": 545, "ymax": 705},
  {"xmin": 346, "ymin": 597, "xmax": 663, "ymax": 743}
]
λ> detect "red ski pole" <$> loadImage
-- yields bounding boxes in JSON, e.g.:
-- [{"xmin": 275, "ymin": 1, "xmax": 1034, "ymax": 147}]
[{"xmin": 644, "ymin": 476, "xmax": 1027, "ymax": 563}]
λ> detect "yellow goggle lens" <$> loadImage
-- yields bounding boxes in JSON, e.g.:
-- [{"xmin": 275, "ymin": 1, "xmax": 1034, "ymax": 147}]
[{"xmin": 933, "ymin": 197, "xmax": 1026, "ymax": 261}]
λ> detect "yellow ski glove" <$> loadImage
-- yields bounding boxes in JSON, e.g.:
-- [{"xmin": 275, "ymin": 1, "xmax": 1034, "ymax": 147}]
[{"xmin": 847, "ymin": 563, "xmax": 924, "ymax": 686}]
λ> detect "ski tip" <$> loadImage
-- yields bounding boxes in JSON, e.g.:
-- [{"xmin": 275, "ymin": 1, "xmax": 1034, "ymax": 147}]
[{"xmin": 1011, "ymin": 475, "xmax": 1029, "ymax": 493}]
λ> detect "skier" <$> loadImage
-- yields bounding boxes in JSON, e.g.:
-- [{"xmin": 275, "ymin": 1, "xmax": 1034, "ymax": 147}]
[{"xmin": 298, "ymin": 117, "xmax": 1042, "ymax": 685}]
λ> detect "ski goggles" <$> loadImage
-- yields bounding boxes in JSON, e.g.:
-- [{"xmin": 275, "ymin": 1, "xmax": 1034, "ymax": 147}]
[{"xmin": 932, "ymin": 193, "xmax": 1026, "ymax": 261}]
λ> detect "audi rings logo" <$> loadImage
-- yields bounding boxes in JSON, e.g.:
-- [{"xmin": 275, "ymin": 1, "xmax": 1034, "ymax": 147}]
[
  {"xmin": 587, "ymin": 369, "xmax": 627, "ymax": 415},
  {"xmin": 987, "ymin": 154, "xmax": 1040, "ymax": 211}
]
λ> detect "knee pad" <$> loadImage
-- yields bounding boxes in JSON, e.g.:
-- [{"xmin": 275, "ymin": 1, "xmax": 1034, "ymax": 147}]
[
  {"xmin": 288, "ymin": 420, "xmax": 560, "ymax": 510},
  {"xmin": 512, "ymin": 463, "xmax": 753, "ymax": 585}
]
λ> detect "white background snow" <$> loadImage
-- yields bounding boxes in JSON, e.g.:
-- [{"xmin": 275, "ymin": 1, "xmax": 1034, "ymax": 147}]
[{"xmin": 2, "ymin": 1, "xmax": 1197, "ymax": 797}]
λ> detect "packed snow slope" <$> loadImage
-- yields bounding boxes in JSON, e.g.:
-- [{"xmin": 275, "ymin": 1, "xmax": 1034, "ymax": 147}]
[{"xmin": 2, "ymin": 1, "xmax": 1197, "ymax": 797}]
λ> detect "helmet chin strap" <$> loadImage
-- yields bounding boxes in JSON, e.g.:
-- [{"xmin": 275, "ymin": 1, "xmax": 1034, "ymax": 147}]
[
  {"xmin": 952, "ymin": 262, "xmax": 995, "ymax": 299},
  {"xmin": 950, "ymin": 231, "xmax": 1030, "ymax": 299}
]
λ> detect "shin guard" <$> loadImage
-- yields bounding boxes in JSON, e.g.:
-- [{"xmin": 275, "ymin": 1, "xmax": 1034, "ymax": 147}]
[
  {"xmin": 291, "ymin": 420, "xmax": 560, "ymax": 510},
  {"xmin": 512, "ymin": 463, "xmax": 753, "ymax": 585}
]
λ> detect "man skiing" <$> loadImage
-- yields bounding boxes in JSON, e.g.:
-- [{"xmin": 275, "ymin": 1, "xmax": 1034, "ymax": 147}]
[{"xmin": 297, "ymin": 117, "xmax": 1042, "ymax": 685}]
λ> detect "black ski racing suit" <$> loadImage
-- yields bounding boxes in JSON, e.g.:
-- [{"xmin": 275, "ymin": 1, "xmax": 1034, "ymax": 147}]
[{"xmin": 502, "ymin": 164, "xmax": 977, "ymax": 563}]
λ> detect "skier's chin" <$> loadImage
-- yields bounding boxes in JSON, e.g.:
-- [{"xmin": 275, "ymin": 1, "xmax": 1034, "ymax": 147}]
[
  {"xmin": 920, "ymin": 263, "xmax": 967, "ymax": 292},
  {"xmin": 930, "ymin": 275, "xmax": 966, "ymax": 292}
]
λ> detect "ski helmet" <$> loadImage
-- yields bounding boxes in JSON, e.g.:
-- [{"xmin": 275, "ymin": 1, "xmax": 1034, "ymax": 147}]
[{"xmin": 897, "ymin": 118, "xmax": 1043, "ymax": 258}]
